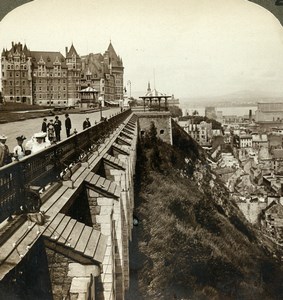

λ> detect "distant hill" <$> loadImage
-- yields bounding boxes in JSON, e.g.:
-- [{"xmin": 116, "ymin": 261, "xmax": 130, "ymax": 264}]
[
  {"xmin": 128, "ymin": 121, "xmax": 283, "ymax": 299},
  {"xmin": 180, "ymin": 90, "xmax": 283, "ymax": 108}
]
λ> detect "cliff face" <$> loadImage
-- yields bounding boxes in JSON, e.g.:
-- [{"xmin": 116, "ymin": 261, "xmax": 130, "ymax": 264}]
[{"xmin": 130, "ymin": 122, "xmax": 283, "ymax": 300}]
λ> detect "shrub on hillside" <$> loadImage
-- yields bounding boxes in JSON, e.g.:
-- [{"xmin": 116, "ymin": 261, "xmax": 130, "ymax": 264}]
[{"xmin": 133, "ymin": 123, "xmax": 283, "ymax": 300}]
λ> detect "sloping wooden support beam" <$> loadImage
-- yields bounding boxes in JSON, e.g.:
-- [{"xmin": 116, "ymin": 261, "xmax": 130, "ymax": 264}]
[
  {"xmin": 117, "ymin": 136, "xmax": 132, "ymax": 146},
  {"xmin": 112, "ymin": 143, "xmax": 130, "ymax": 156},
  {"xmin": 43, "ymin": 213, "xmax": 107, "ymax": 264},
  {"xmin": 85, "ymin": 172, "xmax": 121, "ymax": 199},
  {"xmin": 103, "ymin": 153, "xmax": 126, "ymax": 171}
]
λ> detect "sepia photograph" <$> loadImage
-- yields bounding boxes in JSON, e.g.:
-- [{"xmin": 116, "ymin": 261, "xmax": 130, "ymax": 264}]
[{"xmin": 1, "ymin": 0, "xmax": 283, "ymax": 299}]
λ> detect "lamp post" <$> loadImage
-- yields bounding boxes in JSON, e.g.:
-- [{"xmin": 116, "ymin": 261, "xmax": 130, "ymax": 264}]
[
  {"xmin": 98, "ymin": 96, "xmax": 103, "ymax": 121},
  {"xmin": 127, "ymin": 80, "xmax": 131, "ymax": 98}
]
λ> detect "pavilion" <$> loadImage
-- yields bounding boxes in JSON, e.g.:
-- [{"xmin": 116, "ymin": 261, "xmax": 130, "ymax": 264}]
[
  {"xmin": 139, "ymin": 82, "xmax": 170, "ymax": 111},
  {"xmin": 79, "ymin": 86, "xmax": 99, "ymax": 109}
]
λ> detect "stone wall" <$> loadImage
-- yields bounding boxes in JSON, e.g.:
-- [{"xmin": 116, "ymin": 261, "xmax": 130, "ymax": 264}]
[
  {"xmin": 46, "ymin": 248, "xmax": 74, "ymax": 300},
  {"xmin": 136, "ymin": 112, "xmax": 172, "ymax": 144}
]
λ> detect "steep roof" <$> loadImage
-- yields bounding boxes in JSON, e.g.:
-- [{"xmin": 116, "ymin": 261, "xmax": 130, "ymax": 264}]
[
  {"xmin": 144, "ymin": 88, "xmax": 167, "ymax": 97},
  {"xmin": 104, "ymin": 41, "xmax": 123, "ymax": 67},
  {"xmin": 2, "ymin": 42, "xmax": 31, "ymax": 58},
  {"xmin": 31, "ymin": 51, "xmax": 67, "ymax": 68},
  {"xmin": 81, "ymin": 53, "xmax": 104, "ymax": 78},
  {"xmin": 66, "ymin": 44, "xmax": 80, "ymax": 59}
]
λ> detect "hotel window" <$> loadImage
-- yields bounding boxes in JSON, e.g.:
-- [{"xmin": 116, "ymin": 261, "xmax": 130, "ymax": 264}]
[
  {"xmin": 7, "ymin": 65, "xmax": 10, "ymax": 69},
  {"xmin": 10, "ymin": 81, "xmax": 12, "ymax": 85}
]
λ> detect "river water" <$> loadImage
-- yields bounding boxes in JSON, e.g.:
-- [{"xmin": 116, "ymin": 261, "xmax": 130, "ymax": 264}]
[{"xmin": 183, "ymin": 106, "xmax": 257, "ymax": 117}]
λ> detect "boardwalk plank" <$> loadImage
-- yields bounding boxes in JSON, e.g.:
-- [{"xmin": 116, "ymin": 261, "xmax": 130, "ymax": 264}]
[
  {"xmin": 85, "ymin": 172, "xmax": 95, "ymax": 183},
  {"xmin": 67, "ymin": 222, "xmax": 85, "ymax": 248},
  {"xmin": 93, "ymin": 234, "xmax": 108, "ymax": 262},
  {"xmin": 74, "ymin": 226, "xmax": 93, "ymax": 253},
  {"xmin": 107, "ymin": 181, "xmax": 117, "ymax": 195},
  {"xmin": 90, "ymin": 174, "xmax": 100, "ymax": 186},
  {"xmin": 84, "ymin": 230, "xmax": 100, "ymax": 258},
  {"xmin": 43, "ymin": 213, "xmax": 65, "ymax": 238},
  {"xmin": 57, "ymin": 218, "xmax": 77, "ymax": 244},
  {"xmin": 103, "ymin": 179, "xmax": 111, "ymax": 191},
  {"xmin": 50, "ymin": 215, "xmax": 71, "ymax": 240},
  {"xmin": 96, "ymin": 177, "xmax": 106, "ymax": 188}
]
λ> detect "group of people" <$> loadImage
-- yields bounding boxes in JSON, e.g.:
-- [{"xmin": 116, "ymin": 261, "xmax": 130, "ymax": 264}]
[
  {"xmin": 41, "ymin": 114, "xmax": 72, "ymax": 142},
  {"xmin": 0, "ymin": 113, "xmax": 96, "ymax": 168},
  {"xmin": 0, "ymin": 132, "xmax": 52, "ymax": 167}
]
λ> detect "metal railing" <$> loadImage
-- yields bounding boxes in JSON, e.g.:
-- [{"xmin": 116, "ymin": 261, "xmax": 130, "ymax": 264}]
[{"xmin": 0, "ymin": 109, "xmax": 132, "ymax": 223}]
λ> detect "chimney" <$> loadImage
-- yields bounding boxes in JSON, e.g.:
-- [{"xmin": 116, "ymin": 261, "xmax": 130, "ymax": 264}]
[{"xmin": 65, "ymin": 47, "xmax": 68, "ymax": 57}]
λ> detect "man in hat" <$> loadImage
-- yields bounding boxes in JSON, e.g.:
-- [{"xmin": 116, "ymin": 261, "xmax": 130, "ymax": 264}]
[
  {"xmin": 0, "ymin": 135, "xmax": 11, "ymax": 167},
  {"xmin": 83, "ymin": 117, "xmax": 91, "ymax": 130},
  {"xmin": 13, "ymin": 135, "xmax": 26, "ymax": 160},
  {"xmin": 65, "ymin": 113, "xmax": 72, "ymax": 138},
  {"xmin": 41, "ymin": 118, "xmax": 48, "ymax": 133},
  {"xmin": 54, "ymin": 116, "xmax": 62, "ymax": 141},
  {"xmin": 31, "ymin": 132, "xmax": 49, "ymax": 154}
]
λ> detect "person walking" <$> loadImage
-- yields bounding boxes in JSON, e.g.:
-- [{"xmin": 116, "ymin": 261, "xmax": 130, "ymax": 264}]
[
  {"xmin": 54, "ymin": 116, "xmax": 62, "ymax": 141},
  {"xmin": 65, "ymin": 113, "xmax": 72, "ymax": 138},
  {"xmin": 41, "ymin": 118, "xmax": 48, "ymax": 133},
  {"xmin": 83, "ymin": 117, "xmax": 91, "ymax": 130},
  {"xmin": 0, "ymin": 135, "xmax": 12, "ymax": 167},
  {"xmin": 47, "ymin": 120, "xmax": 55, "ymax": 143},
  {"xmin": 13, "ymin": 135, "xmax": 26, "ymax": 161}
]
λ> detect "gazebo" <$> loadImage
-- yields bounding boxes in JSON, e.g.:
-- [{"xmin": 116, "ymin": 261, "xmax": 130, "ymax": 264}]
[
  {"xmin": 79, "ymin": 86, "xmax": 99, "ymax": 109},
  {"xmin": 139, "ymin": 82, "xmax": 170, "ymax": 111}
]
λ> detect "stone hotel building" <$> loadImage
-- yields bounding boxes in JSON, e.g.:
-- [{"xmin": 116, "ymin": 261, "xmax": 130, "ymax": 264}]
[{"xmin": 1, "ymin": 42, "xmax": 124, "ymax": 106}]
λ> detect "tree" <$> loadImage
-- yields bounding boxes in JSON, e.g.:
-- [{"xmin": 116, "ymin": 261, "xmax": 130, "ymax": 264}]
[
  {"xmin": 168, "ymin": 106, "xmax": 182, "ymax": 118},
  {"xmin": 192, "ymin": 110, "xmax": 199, "ymax": 116}
]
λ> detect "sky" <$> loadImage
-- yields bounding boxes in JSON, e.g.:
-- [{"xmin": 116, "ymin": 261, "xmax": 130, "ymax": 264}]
[{"xmin": 1, "ymin": 0, "xmax": 283, "ymax": 101}]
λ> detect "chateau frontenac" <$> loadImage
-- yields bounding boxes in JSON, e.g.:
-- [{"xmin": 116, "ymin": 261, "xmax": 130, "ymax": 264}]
[{"xmin": 1, "ymin": 41, "xmax": 124, "ymax": 106}]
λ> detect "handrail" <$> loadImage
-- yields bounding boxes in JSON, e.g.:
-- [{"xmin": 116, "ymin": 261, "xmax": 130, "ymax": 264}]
[{"xmin": 0, "ymin": 109, "xmax": 132, "ymax": 223}]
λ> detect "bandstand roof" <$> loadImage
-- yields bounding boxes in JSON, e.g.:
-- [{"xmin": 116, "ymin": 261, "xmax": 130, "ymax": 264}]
[
  {"xmin": 140, "ymin": 88, "xmax": 170, "ymax": 99},
  {"xmin": 80, "ymin": 86, "xmax": 98, "ymax": 93}
]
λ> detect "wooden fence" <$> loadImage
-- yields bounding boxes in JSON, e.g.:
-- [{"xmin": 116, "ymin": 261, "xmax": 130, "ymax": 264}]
[{"xmin": 0, "ymin": 109, "xmax": 132, "ymax": 223}]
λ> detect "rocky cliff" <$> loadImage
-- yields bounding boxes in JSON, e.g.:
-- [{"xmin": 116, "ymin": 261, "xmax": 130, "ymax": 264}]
[{"xmin": 127, "ymin": 121, "xmax": 283, "ymax": 300}]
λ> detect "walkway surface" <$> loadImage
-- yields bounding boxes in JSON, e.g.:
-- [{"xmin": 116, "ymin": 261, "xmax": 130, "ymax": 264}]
[{"xmin": 1, "ymin": 107, "xmax": 120, "ymax": 150}]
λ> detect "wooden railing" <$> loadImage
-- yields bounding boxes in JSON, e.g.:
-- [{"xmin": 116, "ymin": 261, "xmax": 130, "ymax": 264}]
[{"xmin": 0, "ymin": 109, "xmax": 132, "ymax": 223}]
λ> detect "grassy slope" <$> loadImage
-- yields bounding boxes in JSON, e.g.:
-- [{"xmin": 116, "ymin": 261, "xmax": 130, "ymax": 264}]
[{"xmin": 134, "ymin": 122, "xmax": 283, "ymax": 300}]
